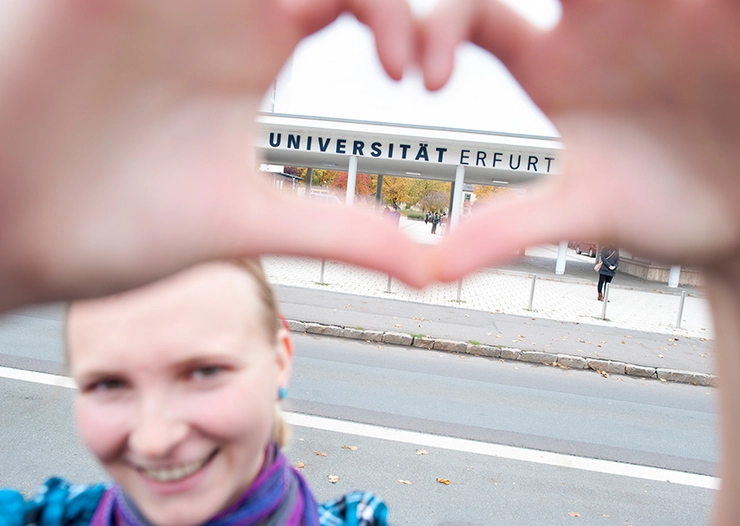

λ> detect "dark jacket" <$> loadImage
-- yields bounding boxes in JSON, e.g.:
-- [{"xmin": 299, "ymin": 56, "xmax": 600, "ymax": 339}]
[{"xmin": 599, "ymin": 249, "xmax": 619, "ymax": 277}]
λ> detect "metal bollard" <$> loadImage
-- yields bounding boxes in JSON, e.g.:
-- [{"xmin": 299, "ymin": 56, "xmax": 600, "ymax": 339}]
[
  {"xmin": 456, "ymin": 279, "xmax": 463, "ymax": 302},
  {"xmin": 676, "ymin": 290, "xmax": 687, "ymax": 329},
  {"xmin": 387, "ymin": 274, "xmax": 392, "ymax": 294},
  {"xmin": 528, "ymin": 274, "xmax": 537, "ymax": 311},
  {"xmin": 601, "ymin": 283, "xmax": 610, "ymax": 320},
  {"xmin": 320, "ymin": 258, "xmax": 326, "ymax": 284}
]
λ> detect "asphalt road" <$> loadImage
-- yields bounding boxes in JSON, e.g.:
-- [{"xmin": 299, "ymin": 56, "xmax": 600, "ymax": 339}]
[{"xmin": 0, "ymin": 305, "xmax": 718, "ymax": 525}]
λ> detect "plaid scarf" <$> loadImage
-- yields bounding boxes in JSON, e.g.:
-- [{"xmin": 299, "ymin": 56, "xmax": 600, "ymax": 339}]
[
  {"xmin": 0, "ymin": 445, "xmax": 389, "ymax": 526},
  {"xmin": 90, "ymin": 444, "xmax": 319, "ymax": 526}
]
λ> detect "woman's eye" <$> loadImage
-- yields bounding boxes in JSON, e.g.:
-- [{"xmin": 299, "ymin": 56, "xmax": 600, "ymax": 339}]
[
  {"xmin": 191, "ymin": 366, "xmax": 223, "ymax": 380},
  {"xmin": 90, "ymin": 379, "xmax": 126, "ymax": 392}
]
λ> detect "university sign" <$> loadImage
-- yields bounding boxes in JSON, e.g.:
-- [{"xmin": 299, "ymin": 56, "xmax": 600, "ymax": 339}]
[
  {"xmin": 256, "ymin": 114, "xmax": 562, "ymax": 186},
  {"xmin": 267, "ymin": 132, "xmax": 556, "ymax": 173}
]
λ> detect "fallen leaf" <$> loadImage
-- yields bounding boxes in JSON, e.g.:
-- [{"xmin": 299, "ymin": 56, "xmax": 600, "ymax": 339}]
[
  {"xmin": 342, "ymin": 445, "xmax": 358, "ymax": 451},
  {"xmin": 416, "ymin": 449, "xmax": 429, "ymax": 455},
  {"xmin": 313, "ymin": 451, "xmax": 327, "ymax": 457},
  {"xmin": 397, "ymin": 479, "xmax": 413, "ymax": 485},
  {"xmin": 568, "ymin": 511, "xmax": 581, "ymax": 517},
  {"xmin": 294, "ymin": 461, "xmax": 305, "ymax": 469},
  {"xmin": 328, "ymin": 475, "xmax": 339, "ymax": 484},
  {"xmin": 436, "ymin": 478, "xmax": 451, "ymax": 485},
  {"xmin": 394, "ymin": 324, "xmax": 402, "ymax": 328}
]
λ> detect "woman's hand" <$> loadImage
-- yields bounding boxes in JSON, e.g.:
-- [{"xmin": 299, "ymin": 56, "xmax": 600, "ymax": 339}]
[
  {"xmin": 420, "ymin": 0, "xmax": 740, "ymax": 281},
  {"xmin": 0, "ymin": 0, "xmax": 426, "ymax": 310}
]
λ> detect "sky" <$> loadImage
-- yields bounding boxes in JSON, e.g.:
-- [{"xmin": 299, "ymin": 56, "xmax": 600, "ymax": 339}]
[{"xmin": 272, "ymin": 0, "xmax": 562, "ymax": 138}]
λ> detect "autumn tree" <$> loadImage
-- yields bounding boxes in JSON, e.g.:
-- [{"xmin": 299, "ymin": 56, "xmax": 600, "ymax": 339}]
[
  {"xmin": 419, "ymin": 191, "xmax": 449, "ymax": 213},
  {"xmin": 283, "ymin": 166, "xmax": 307, "ymax": 179},
  {"xmin": 473, "ymin": 184, "xmax": 514, "ymax": 202},
  {"xmin": 329, "ymin": 172, "xmax": 374, "ymax": 197},
  {"xmin": 311, "ymin": 169, "xmax": 342, "ymax": 188},
  {"xmin": 381, "ymin": 176, "xmax": 410, "ymax": 208},
  {"xmin": 407, "ymin": 179, "xmax": 450, "ymax": 210}
]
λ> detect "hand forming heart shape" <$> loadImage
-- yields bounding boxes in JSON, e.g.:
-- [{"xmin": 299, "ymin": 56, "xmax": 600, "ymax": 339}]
[
  {"xmin": 2, "ymin": 0, "xmax": 740, "ymax": 307},
  {"xmin": 3, "ymin": 1, "xmax": 740, "ymax": 522}
]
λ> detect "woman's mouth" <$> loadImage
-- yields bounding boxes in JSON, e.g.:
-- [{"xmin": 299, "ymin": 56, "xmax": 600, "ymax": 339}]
[{"xmin": 140, "ymin": 450, "xmax": 218, "ymax": 482}]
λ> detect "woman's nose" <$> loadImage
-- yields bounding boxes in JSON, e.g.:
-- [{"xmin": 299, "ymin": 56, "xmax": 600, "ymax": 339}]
[{"xmin": 128, "ymin": 396, "xmax": 188, "ymax": 458}]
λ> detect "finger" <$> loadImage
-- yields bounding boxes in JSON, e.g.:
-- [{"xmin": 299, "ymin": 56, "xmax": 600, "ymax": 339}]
[
  {"xmin": 226, "ymin": 188, "xmax": 434, "ymax": 289},
  {"xmin": 432, "ymin": 183, "xmax": 600, "ymax": 282},
  {"xmin": 349, "ymin": 0, "xmax": 414, "ymax": 81},
  {"xmin": 276, "ymin": 0, "xmax": 413, "ymax": 80},
  {"xmin": 421, "ymin": 0, "xmax": 538, "ymax": 90}
]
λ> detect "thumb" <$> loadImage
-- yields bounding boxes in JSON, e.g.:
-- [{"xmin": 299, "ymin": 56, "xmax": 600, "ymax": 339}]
[
  {"xmin": 228, "ymin": 189, "xmax": 434, "ymax": 289},
  {"xmin": 433, "ymin": 183, "xmax": 599, "ymax": 282}
]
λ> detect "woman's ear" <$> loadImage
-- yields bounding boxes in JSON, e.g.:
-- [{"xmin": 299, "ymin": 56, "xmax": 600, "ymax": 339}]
[{"xmin": 275, "ymin": 327, "xmax": 293, "ymax": 390}]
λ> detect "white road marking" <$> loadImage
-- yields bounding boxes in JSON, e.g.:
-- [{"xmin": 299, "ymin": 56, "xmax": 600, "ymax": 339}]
[
  {"xmin": 0, "ymin": 365, "xmax": 77, "ymax": 389},
  {"xmin": 0, "ymin": 366, "xmax": 719, "ymax": 490},
  {"xmin": 284, "ymin": 412, "xmax": 719, "ymax": 490}
]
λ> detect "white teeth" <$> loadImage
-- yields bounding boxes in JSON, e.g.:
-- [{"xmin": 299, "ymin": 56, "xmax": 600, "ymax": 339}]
[{"xmin": 143, "ymin": 457, "xmax": 208, "ymax": 482}]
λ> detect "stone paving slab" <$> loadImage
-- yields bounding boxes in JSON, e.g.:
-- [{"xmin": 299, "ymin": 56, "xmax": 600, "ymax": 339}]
[{"xmin": 264, "ymin": 255, "xmax": 713, "ymax": 339}]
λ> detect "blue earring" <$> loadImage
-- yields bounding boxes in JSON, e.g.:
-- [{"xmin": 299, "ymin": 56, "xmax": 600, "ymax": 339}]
[{"xmin": 278, "ymin": 386, "xmax": 288, "ymax": 401}]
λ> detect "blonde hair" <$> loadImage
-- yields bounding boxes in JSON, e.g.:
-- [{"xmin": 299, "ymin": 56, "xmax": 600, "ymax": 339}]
[{"xmin": 230, "ymin": 258, "xmax": 289, "ymax": 447}]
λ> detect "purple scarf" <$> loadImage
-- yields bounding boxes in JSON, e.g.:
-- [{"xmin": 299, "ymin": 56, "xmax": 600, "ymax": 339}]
[{"xmin": 90, "ymin": 444, "xmax": 320, "ymax": 526}]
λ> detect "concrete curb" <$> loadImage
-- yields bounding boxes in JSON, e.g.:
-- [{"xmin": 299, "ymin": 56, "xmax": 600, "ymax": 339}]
[{"xmin": 286, "ymin": 319, "xmax": 717, "ymax": 388}]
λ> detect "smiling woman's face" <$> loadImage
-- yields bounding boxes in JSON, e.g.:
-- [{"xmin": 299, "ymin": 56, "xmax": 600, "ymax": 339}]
[{"xmin": 67, "ymin": 262, "xmax": 292, "ymax": 526}]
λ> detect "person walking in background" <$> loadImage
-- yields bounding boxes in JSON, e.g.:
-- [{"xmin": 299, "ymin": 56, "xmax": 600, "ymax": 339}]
[
  {"xmin": 431, "ymin": 212, "xmax": 440, "ymax": 234},
  {"xmin": 597, "ymin": 246, "xmax": 619, "ymax": 301},
  {"xmin": 390, "ymin": 205, "xmax": 401, "ymax": 227}
]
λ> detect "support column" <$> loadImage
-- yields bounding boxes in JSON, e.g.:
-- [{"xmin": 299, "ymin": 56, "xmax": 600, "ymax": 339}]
[
  {"xmin": 346, "ymin": 156, "xmax": 357, "ymax": 205},
  {"xmin": 669, "ymin": 265, "xmax": 681, "ymax": 288},
  {"xmin": 305, "ymin": 167, "xmax": 313, "ymax": 196},
  {"xmin": 375, "ymin": 174, "xmax": 384, "ymax": 210},
  {"xmin": 449, "ymin": 165, "xmax": 465, "ymax": 231},
  {"xmin": 555, "ymin": 240, "xmax": 568, "ymax": 275}
]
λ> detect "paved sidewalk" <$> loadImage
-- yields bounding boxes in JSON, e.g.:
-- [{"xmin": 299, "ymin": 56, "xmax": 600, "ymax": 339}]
[
  {"xmin": 264, "ymin": 218, "xmax": 712, "ymax": 339},
  {"xmin": 263, "ymin": 217, "xmax": 716, "ymax": 383}
]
